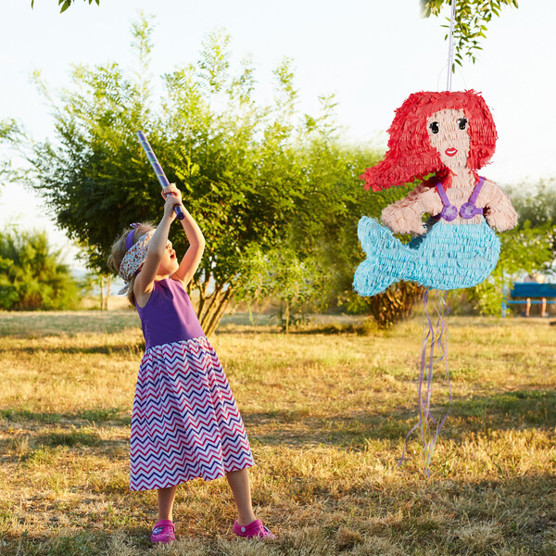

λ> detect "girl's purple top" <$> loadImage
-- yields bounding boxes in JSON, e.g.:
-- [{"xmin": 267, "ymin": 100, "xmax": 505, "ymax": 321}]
[{"xmin": 136, "ymin": 278, "xmax": 204, "ymax": 349}]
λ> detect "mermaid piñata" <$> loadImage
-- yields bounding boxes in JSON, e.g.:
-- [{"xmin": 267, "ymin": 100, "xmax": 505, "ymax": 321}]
[{"xmin": 354, "ymin": 90, "xmax": 518, "ymax": 297}]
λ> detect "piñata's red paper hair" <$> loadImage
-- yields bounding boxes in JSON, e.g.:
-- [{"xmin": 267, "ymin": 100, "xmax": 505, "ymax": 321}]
[{"xmin": 361, "ymin": 90, "xmax": 497, "ymax": 192}]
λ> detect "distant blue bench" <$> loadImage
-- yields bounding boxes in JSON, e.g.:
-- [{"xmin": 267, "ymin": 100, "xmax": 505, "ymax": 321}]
[{"xmin": 502, "ymin": 282, "xmax": 556, "ymax": 316}]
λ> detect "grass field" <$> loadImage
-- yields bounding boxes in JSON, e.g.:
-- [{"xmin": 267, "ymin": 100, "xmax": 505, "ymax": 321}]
[{"xmin": 0, "ymin": 310, "xmax": 554, "ymax": 555}]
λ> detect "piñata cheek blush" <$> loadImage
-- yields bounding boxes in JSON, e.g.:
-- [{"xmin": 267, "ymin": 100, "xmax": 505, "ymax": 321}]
[{"xmin": 426, "ymin": 109, "xmax": 470, "ymax": 171}]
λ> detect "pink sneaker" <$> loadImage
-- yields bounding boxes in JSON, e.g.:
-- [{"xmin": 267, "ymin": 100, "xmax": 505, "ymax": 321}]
[
  {"xmin": 233, "ymin": 519, "xmax": 275, "ymax": 539},
  {"xmin": 150, "ymin": 520, "xmax": 175, "ymax": 544}
]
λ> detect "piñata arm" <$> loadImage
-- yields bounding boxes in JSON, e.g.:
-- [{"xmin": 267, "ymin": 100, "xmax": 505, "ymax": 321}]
[
  {"xmin": 480, "ymin": 180, "xmax": 519, "ymax": 232},
  {"xmin": 381, "ymin": 183, "xmax": 442, "ymax": 235}
]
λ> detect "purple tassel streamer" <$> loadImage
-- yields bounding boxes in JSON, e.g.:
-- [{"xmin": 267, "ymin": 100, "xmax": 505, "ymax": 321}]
[{"xmin": 398, "ymin": 289, "xmax": 452, "ymax": 476}]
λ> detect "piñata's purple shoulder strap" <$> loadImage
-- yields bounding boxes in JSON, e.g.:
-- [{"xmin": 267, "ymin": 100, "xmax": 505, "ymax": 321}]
[
  {"xmin": 434, "ymin": 179, "xmax": 458, "ymax": 222},
  {"xmin": 435, "ymin": 176, "xmax": 486, "ymax": 221},
  {"xmin": 459, "ymin": 176, "xmax": 485, "ymax": 220}
]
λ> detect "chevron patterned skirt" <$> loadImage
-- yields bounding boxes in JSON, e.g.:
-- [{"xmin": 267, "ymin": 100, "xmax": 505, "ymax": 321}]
[{"xmin": 130, "ymin": 336, "xmax": 254, "ymax": 491}]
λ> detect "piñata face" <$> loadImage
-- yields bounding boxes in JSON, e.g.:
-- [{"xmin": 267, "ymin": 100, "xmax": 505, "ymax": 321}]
[
  {"xmin": 360, "ymin": 91, "xmax": 498, "ymax": 192},
  {"xmin": 426, "ymin": 108, "xmax": 470, "ymax": 171}
]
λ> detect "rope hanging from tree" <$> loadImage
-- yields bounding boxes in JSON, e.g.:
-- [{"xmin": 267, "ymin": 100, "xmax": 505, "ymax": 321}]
[{"xmin": 446, "ymin": 0, "xmax": 457, "ymax": 91}]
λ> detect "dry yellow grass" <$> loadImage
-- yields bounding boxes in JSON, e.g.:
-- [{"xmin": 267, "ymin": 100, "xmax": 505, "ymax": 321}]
[{"xmin": 0, "ymin": 311, "xmax": 554, "ymax": 555}]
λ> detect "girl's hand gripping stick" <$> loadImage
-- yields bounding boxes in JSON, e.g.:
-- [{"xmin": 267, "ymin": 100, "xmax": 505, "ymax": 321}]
[{"xmin": 136, "ymin": 130, "xmax": 185, "ymax": 220}]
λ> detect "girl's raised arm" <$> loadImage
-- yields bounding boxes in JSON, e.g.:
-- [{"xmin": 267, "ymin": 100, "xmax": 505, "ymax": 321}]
[
  {"xmin": 134, "ymin": 196, "xmax": 179, "ymax": 300},
  {"xmin": 171, "ymin": 208, "xmax": 205, "ymax": 286},
  {"xmin": 161, "ymin": 185, "xmax": 205, "ymax": 286}
]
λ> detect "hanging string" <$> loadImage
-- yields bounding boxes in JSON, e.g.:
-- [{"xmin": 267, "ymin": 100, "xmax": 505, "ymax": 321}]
[
  {"xmin": 397, "ymin": 289, "xmax": 452, "ymax": 476},
  {"xmin": 446, "ymin": 0, "xmax": 457, "ymax": 91},
  {"xmin": 422, "ymin": 290, "xmax": 452, "ymax": 474}
]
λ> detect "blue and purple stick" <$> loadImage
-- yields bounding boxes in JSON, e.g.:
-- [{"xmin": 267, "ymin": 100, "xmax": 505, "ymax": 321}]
[{"xmin": 136, "ymin": 130, "xmax": 185, "ymax": 220}]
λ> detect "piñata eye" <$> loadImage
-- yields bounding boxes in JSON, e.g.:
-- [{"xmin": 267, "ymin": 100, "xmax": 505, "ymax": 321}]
[
  {"xmin": 458, "ymin": 118, "xmax": 468, "ymax": 130},
  {"xmin": 429, "ymin": 121, "xmax": 439, "ymax": 134}
]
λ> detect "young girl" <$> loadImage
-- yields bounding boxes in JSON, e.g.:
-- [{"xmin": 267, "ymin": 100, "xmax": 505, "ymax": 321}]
[
  {"xmin": 108, "ymin": 184, "xmax": 274, "ymax": 543},
  {"xmin": 354, "ymin": 90, "xmax": 518, "ymax": 297}
]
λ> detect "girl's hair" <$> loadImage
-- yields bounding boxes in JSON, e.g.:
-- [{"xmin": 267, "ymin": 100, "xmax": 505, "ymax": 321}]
[
  {"xmin": 361, "ymin": 90, "xmax": 497, "ymax": 192},
  {"xmin": 107, "ymin": 222, "xmax": 156, "ymax": 306}
]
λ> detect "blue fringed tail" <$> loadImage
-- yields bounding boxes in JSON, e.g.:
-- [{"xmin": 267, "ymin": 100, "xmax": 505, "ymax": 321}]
[{"xmin": 354, "ymin": 218, "xmax": 500, "ymax": 296}]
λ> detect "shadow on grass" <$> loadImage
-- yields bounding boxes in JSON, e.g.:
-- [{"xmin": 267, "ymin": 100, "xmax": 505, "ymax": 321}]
[
  {"xmin": 1, "ymin": 474, "xmax": 554, "ymax": 556},
  {"xmin": 215, "ymin": 320, "xmax": 373, "ymax": 336},
  {"xmin": 0, "ymin": 528, "xmax": 153, "ymax": 556},
  {"xmin": 2, "ymin": 389, "xmax": 553, "ymax": 450},
  {"xmin": 0, "ymin": 341, "xmax": 145, "ymax": 356},
  {"xmin": 0, "ymin": 426, "xmax": 129, "ymax": 467},
  {"xmin": 245, "ymin": 388, "xmax": 556, "ymax": 448},
  {"xmin": 33, "ymin": 430, "xmax": 103, "ymax": 448},
  {"xmin": 0, "ymin": 407, "xmax": 130, "ymax": 426},
  {"xmin": 291, "ymin": 323, "xmax": 375, "ymax": 336}
]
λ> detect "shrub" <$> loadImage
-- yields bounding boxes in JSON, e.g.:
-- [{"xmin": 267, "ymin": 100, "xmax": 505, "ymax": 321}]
[{"xmin": 0, "ymin": 229, "xmax": 80, "ymax": 310}]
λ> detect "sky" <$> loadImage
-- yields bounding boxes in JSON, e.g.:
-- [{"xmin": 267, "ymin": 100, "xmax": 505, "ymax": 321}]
[{"xmin": 1, "ymin": 0, "xmax": 555, "ymax": 269}]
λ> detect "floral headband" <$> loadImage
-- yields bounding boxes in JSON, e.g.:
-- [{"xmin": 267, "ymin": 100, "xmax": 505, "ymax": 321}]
[{"xmin": 117, "ymin": 226, "xmax": 154, "ymax": 295}]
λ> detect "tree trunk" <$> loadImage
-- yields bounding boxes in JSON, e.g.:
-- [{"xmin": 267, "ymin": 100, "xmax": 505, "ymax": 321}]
[
  {"xmin": 368, "ymin": 281, "xmax": 425, "ymax": 328},
  {"xmin": 103, "ymin": 275, "xmax": 111, "ymax": 310},
  {"xmin": 99, "ymin": 274, "xmax": 111, "ymax": 311},
  {"xmin": 99, "ymin": 276, "xmax": 105, "ymax": 311},
  {"xmin": 203, "ymin": 287, "xmax": 233, "ymax": 336},
  {"xmin": 192, "ymin": 276, "xmax": 234, "ymax": 337}
]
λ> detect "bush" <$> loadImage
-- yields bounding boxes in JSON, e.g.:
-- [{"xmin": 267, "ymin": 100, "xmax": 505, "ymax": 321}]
[{"xmin": 0, "ymin": 229, "xmax": 80, "ymax": 310}]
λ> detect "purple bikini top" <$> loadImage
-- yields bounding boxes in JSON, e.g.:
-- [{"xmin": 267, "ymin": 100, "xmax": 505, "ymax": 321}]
[{"xmin": 435, "ymin": 176, "xmax": 485, "ymax": 221}]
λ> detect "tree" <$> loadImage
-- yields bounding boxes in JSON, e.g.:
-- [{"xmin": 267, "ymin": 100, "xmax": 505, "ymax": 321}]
[
  {"xmin": 421, "ymin": 0, "xmax": 519, "ymax": 67},
  {"xmin": 78, "ymin": 270, "xmax": 112, "ymax": 310},
  {"xmin": 0, "ymin": 228, "xmax": 80, "ymax": 310},
  {"xmin": 507, "ymin": 179, "xmax": 556, "ymax": 276},
  {"xmin": 466, "ymin": 223, "xmax": 553, "ymax": 315},
  {"xmin": 4, "ymin": 15, "xmax": 339, "ymax": 335},
  {"xmin": 285, "ymin": 125, "xmax": 421, "ymax": 326},
  {"xmin": 508, "ymin": 179, "xmax": 556, "ymax": 230},
  {"xmin": 0, "ymin": 120, "xmax": 21, "ymax": 184}
]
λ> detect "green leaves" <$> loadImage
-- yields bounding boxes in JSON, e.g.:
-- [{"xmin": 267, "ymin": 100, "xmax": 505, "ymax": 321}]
[
  {"xmin": 3, "ymin": 14, "xmax": 421, "ymax": 328},
  {"xmin": 422, "ymin": 0, "xmax": 519, "ymax": 67},
  {"xmin": 508, "ymin": 180, "xmax": 556, "ymax": 229},
  {"xmin": 197, "ymin": 30, "xmax": 231, "ymax": 94},
  {"xmin": 31, "ymin": 0, "xmax": 100, "ymax": 13},
  {"xmin": 0, "ymin": 229, "xmax": 80, "ymax": 310},
  {"xmin": 467, "ymin": 223, "xmax": 553, "ymax": 315},
  {"xmin": 236, "ymin": 244, "xmax": 323, "ymax": 332}
]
